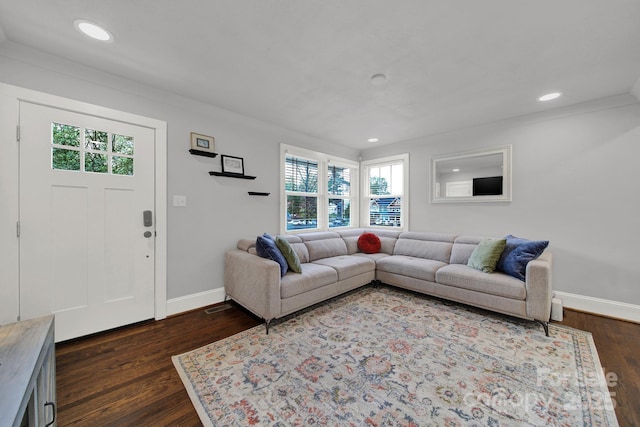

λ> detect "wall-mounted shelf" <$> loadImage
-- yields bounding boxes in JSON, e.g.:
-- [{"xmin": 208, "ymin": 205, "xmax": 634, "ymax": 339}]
[
  {"xmin": 248, "ymin": 192, "xmax": 270, "ymax": 196},
  {"xmin": 190, "ymin": 149, "xmax": 218, "ymax": 158},
  {"xmin": 209, "ymin": 171, "xmax": 256, "ymax": 180}
]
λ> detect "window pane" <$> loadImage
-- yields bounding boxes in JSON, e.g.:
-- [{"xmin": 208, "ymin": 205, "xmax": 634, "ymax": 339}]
[
  {"xmin": 84, "ymin": 129, "xmax": 108, "ymax": 151},
  {"xmin": 52, "ymin": 147, "xmax": 80, "ymax": 171},
  {"xmin": 85, "ymin": 152, "xmax": 108, "ymax": 173},
  {"xmin": 329, "ymin": 198, "xmax": 350, "ymax": 228},
  {"xmin": 112, "ymin": 156, "xmax": 134, "ymax": 175},
  {"xmin": 52, "ymin": 123, "xmax": 80, "ymax": 147},
  {"xmin": 328, "ymin": 165, "xmax": 350, "ymax": 196},
  {"xmin": 368, "ymin": 197, "xmax": 402, "ymax": 227},
  {"xmin": 112, "ymin": 134, "xmax": 134, "ymax": 155},
  {"xmin": 287, "ymin": 195, "xmax": 317, "ymax": 230},
  {"xmin": 370, "ymin": 175, "xmax": 390, "ymax": 195},
  {"xmin": 369, "ymin": 163, "xmax": 403, "ymax": 195},
  {"xmin": 390, "ymin": 164, "xmax": 404, "ymax": 194},
  {"xmin": 285, "ymin": 156, "xmax": 318, "ymax": 193}
]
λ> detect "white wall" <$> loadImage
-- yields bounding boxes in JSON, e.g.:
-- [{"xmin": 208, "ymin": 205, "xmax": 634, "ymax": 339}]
[
  {"xmin": 2, "ymin": 39, "xmax": 638, "ymax": 322},
  {"xmin": 0, "ymin": 41, "xmax": 359, "ymax": 321},
  {"xmin": 361, "ymin": 94, "xmax": 640, "ymax": 308},
  {"xmin": 0, "ymin": 84, "xmax": 19, "ymax": 323}
]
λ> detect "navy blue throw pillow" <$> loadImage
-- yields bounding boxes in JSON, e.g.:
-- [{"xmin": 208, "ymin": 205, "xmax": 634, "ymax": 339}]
[
  {"xmin": 497, "ymin": 235, "xmax": 549, "ymax": 281},
  {"xmin": 262, "ymin": 232, "xmax": 275, "ymax": 241},
  {"xmin": 256, "ymin": 235, "xmax": 288, "ymax": 277}
]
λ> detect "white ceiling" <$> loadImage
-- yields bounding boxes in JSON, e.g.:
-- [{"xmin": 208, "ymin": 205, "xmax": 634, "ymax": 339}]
[{"xmin": 1, "ymin": 1, "xmax": 639, "ymax": 150}]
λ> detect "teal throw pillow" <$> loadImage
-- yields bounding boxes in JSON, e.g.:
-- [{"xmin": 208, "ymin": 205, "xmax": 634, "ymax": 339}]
[
  {"xmin": 276, "ymin": 237, "xmax": 302, "ymax": 273},
  {"xmin": 467, "ymin": 238, "xmax": 507, "ymax": 273}
]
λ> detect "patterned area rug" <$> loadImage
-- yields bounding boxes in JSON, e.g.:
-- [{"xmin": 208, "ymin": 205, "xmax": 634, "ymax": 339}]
[{"xmin": 172, "ymin": 285, "xmax": 618, "ymax": 426}]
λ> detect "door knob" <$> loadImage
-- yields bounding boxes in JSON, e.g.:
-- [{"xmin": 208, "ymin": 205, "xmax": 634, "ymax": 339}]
[{"xmin": 144, "ymin": 231, "xmax": 152, "ymax": 238}]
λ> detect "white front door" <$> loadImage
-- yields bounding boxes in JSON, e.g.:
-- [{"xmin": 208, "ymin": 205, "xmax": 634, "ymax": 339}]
[{"xmin": 19, "ymin": 101, "xmax": 156, "ymax": 341}]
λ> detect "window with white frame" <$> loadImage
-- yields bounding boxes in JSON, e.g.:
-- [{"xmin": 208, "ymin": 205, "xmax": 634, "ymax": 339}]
[
  {"xmin": 327, "ymin": 163, "xmax": 352, "ymax": 228},
  {"xmin": 361, "ymin": 154, "xmax": 409, "ymax": 229},
  {"xmin": 281, "ymin": 145, "xmax": 358, "ymax": 233}
]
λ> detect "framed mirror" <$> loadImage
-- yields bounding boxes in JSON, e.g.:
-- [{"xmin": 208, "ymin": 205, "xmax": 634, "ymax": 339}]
[{"xmin": 431, "ymin": 145, "xmax": 511, "ymax": 203}]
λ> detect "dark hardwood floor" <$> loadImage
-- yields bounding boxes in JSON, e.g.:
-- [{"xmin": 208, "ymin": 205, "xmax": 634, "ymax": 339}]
[
  {"xmin": 55, "ymin": 302, "xmax": 639, "ymax": 426},
  {"xmin": 558, "ymin": 310, "xmax": 640, "ymax": 427},
  {"xmin": 55, "ymin": 302, "xmax": 261, "ymax": 426}
]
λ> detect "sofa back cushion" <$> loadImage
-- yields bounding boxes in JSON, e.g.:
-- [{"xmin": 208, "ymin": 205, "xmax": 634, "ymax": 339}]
[
  {"xmin": 394, "ymin": 232, "xmax": 457, "ymax": 263},
  {"xmin": 339, "ymin": 229, "xmax": 400, "ymax": 255},
  {"xmin": 305, "ymin": 238, "xmax": 348, "ymax": 261},
  {"xmin": 299, "ymin": 232, "xmax": 348, "ymax": 261},
  {"xmin": 290, "ymin": 243, "xmax": 310, "ymax": 264},
  {"xmin": 277, "ymin": 235, "xmax": 309, "ymax": 264},
  {"xmin": 450, "ymin": 235, "xmax": 498, "ymax": 264},
  {"xmin": 237, "ymin": 238, "xmax": 256, "ymax": 252}
]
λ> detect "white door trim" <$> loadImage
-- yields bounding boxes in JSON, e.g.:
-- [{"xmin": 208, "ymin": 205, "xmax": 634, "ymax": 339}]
[{"xmin": 1, "ymin": 82, "xmax": 167, "ymax": 321}]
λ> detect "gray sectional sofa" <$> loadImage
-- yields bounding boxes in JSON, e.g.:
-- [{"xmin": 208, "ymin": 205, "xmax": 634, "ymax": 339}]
[{"xmin": 224, "ymin": 229, "xmax": 552, "ymax": 335}]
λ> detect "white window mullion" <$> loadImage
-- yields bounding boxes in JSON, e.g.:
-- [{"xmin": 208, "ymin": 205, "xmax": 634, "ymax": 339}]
[{"xmin": 317, "ymin": 159, "xmax": 327, "ymax": 230}]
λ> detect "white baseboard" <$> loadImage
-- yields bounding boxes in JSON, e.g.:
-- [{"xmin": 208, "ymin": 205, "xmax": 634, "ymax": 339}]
[
  {"xmin": 166, "ymin": 288, "xmax": 226, "ymax": 317},
  {"xmin": 165, "ymin": 288, "xmax": 640, "ymax": 323},
  {"xmin": 554, "ymin": 291, "xmax": 640, "ymax": 324}
]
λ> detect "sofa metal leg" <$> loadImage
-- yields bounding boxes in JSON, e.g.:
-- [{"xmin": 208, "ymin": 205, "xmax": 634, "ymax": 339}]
[
  {"xmin": 535, "ymin": 320, "xmax": 549, "ymax": 337},
  {"xmin": 265, "ymin": 319, "xmax": 271, "ymax": 335}
]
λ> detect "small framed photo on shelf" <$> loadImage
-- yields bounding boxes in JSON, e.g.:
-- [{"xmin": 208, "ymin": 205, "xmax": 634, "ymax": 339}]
[
  {"xmin": 221, "ymin": 155, "xmax": 245, "ymax": 175},
  {"xmin": 190, "ymin": 132, "xmax": 215, "ymax": 153}
]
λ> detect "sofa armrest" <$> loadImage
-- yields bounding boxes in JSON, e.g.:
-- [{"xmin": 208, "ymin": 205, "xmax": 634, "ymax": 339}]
[
  {"xmin": 224, "ymin": 250, "xmax": 281, "ymax": 322},
  {"xmin": 525, "ymin": 251, "xmax": 553, "ymax": 322}
]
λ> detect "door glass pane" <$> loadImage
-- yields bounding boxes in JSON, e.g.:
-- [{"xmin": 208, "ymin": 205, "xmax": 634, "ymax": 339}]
[
  {"xmin": 52, "ymin": 123, "xmax": 80, "ymax": 147},
  {"xmin": 287, "ymin": 195, "xmax": 317, "ymax": 230},
  {"xmin": 85, "ymin": 152, "xmax": 108, "ymax": 173},
  {"xmin": 112, "ymin": 156, "xmax": 134, "ymax": 176},
  {"xmin": 52, "ymin": 148, "xmax": 80, "ymax": 171},
  {"xmin": 112, "ymin": 134, "xmax": 134, "ymax": 155},
  {"xmin": 329, "ymin": 198, "xmax": 350, "ymax": 228},
  {"xmin": 85, "ymin": 129, "xmax": 108, "ymax": 151}
]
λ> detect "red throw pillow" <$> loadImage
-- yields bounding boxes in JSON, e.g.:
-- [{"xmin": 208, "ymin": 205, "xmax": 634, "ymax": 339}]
[{"xmin": 357, "ymin": 232, "xmax": 381, "ymax": 254}]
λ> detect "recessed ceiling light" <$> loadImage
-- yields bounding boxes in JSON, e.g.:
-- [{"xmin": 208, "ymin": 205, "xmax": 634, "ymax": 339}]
[
  {"xmin": 538, "ymin": 92, "xmax": 562, "ymax": 102},
  {"xmin": 370, "ymin": 74, "xmax": 387, "ymax": 85},
  {"xmin": 74, "ymin": 19, "xmax": 113, "ymax": 42},
  {"xmin": 367, "ymin": 137, "xmax": 379, "ymax": 143},
  {"xmin": 452, "ymin": 169, "xmax": 460, "ymax": 172}
]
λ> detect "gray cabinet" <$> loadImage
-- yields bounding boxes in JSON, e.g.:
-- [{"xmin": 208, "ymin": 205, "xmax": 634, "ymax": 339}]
[{"xmin": 0, "ymin": 316, "xmax": 56, "ymax": 427}]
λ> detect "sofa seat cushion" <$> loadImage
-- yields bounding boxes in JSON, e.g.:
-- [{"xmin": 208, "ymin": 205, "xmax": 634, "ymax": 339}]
[
  {"xmin": 280, "ymin": 263, "xmax": 338, "ymax": 299},
  {"xmin": 436, "ymin": 264, "xmax": 526, "ymax": 300},
  {"xmin": 312, "ymin": 255, "xmax": 376, "ymax": 281},
  {"xmin": 352, "ymin": 252, "xmax": 391, "ymax": 262},
  {"xmin": 376, "ymin": 255, "xmax": 447, "ymax": 282}
]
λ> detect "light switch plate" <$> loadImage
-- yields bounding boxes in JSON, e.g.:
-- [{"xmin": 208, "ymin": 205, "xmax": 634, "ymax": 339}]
[{"xmin": 173, "ymin": 195, "xmax": 187, "ymax": 207}]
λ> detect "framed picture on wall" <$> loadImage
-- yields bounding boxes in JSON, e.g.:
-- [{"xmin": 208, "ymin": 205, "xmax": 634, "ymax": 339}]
[
  {"xmin": 221, "ymin": 155, "xmax": 244, "ymax": 175},
  {"xmin": 190, "ymin": 132, "xmax": 215, "ymax": 153}
]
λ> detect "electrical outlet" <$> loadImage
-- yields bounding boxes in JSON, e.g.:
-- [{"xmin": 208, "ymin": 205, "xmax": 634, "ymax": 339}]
[{"xmin": 173, "ymin": 195, "xmax": 187, "ymax": 207}]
